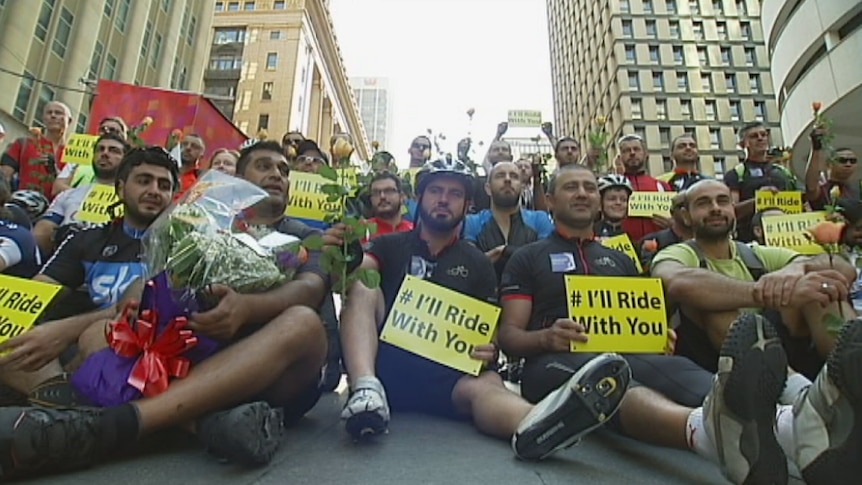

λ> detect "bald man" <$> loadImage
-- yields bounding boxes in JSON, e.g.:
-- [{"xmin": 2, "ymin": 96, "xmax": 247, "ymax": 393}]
[{"xmin": 1, "ymin": 101, "xmax": 71, "ymax": 198}]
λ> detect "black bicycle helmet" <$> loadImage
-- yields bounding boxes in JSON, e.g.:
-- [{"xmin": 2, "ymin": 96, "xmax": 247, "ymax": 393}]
[{"xmin": 415, "ymin": 157, "xmax": 474, "ymax": 196}]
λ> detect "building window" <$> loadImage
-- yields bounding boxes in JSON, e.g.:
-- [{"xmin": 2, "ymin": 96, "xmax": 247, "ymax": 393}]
[
  {"xmin": 258, "ymin": 114, "xmax": 269, "ymax": 131},
  {"xmin": 76, "ymin": 112, "xmax": 88, "ymax": 134},
  {"xmin": 697, "ymin": 46, "xmax": 708, "ymax": 66},
  {"xmin": 89, "ymin": 41, "xmax": 104, "ymax": 78},
  {"xmin": 712, "ymin": 0, "xmax": 723, "ymax": 14},
  {"xmin": 663, "ymin": 157, "xmax": 674, "ymax": 172},
  {"xmin": 705, "ymin": 99, "xmax": 717, "ymax": 120},
  {"xmin": 720, "ymin": 46, "xmax": 731, "ymax": 65},
  {"xmin": 105, "ymin": 54, "xmax": 117, "ymax": 80},
  {"xmin": 628, "ymin": 71, "xmax": 640, "ymax": 89},
  {"xmin": 677, "ymin": 71, "xmax": 688, "ymax": 90},
  {"xmin": 689, "ymin": 0, "xmax": 700, "ymax": 14},
  {"xmin": 740, "ymin": 21, "xmax": 752, "ymax": 40},
  {"xmin": 104, "ymin": 0, "xmax": 115, "ymax": 17},
  {"xmin": 669, "ymin": 20, "xmax": 680, "ymax": 38},
  {"xmin": 693, "ymin": 21, "xmax": 703, "ymax": 39},
  {"xmin": 714, "ymin": 156, "xmax": 726, "ymax": 175},
  {"xmin": 646, "ymin": 20, "xmax": 657, "ymax": 37},
  {"xmin": 625, "ymin": 44, "xmax": 636, "ymax": 62},
  {"xmin": 187, "ymin": 16, "xmax": 196, "ymax": 45},
  {"xmin": 12, "ymin": 72, "xmax": 34, "ymax": 121},
  {"xmin": 215, "ymin": 2, "xmax": 224, "ymax": 11},
  {"xmin": 115, "ymin": 0, "xmax": 130, "ymax": 32},
  {"xmin": 744, "ymin": 47, "xmax": 755, "ymax": 66},
  {"xmin": 141, "ymin": 21, "xmax": 153, "ymax": 60},
  {"xmin": 653, "ymin": 71, "xmax": 664, "ymax": 89},
  {"xmin": 214, "ymin": 28, "xmax": 245, "ymax": 44},
  {"xmin": 656, "ymin": 98, "xmax": 668, "ymax": 120},
  {"xmin": 35, "ymin": 0, "xmax": 53, "ymax": 41},
  {"xmin": 680, "ymin": 99, "xmax": 692, "ymax": 119},
  {"xmin": 270, "ymin": 30, "xmax": 282, "ymax": 40},
  {"xmin": 649, "ymin": 45, "xmax": 659, "ymax": 62},
  {"xmin": 51, "ymin": 7, "xmax": 74, "ymax": 57},
  {"xmin": 620, "ymin": 0, "xmax": 630, "ymax": 12},
  {"xmin": 754, "ymin": 101, "xmax": 766, "ymax": 121},
  {"xmin": 716, "ymin": 21, "xmax": 727, "ymax": 40},
  {"xmin": 659, "ymin": 127, "xmax": 671, "ymax": 146},
  {"xmin": 709, "ymin": 128, "xmax": 720, "ymax": 148},
  {"xmin": 162, "ymin": 0, "xmax": 171, "ymax": 11},
  {"xmin": 262, "ymin": 81, "xmax": 273, "ymax": 100},
  {"xmin": 228, "ymin": 1, "xmax": 239, "ymax": 10},
  {"xmin": 631, "ymin": 98, "xmax": 643, "ymax": 119},
  {"xmin": 736, "ymin": 0, "xmax": 747, "ymax": 15},
  {"xmin": 209, "ymin": 55, "xmax": 242, "ymax": 70},
  {"xmin": 729, "ymin": 99, "xmax": 741, "ymax": 120},
  {"xmin": 244, "ymin": 1, "xmax": 254, "ymax": 10},
  {"xmin": 750, "ymin": 73, "xmax": 761, "ymax": 93},
  {"xmin": 673, "ymin": 45, "xmax": 685, "ymax": 66},
  {"xmin": 701, "ymin": 73, "xmax": 712, "ymax": 91},
  {"xmin": 634, "ymin": 126, "xmax": 647, "ymax": 140},
  {"xmin": 725, "ymin": 73, "xmax": 737, "ymax": 93},
  {"xmin": 274, "ymin": 0, "xmax": 285, "ymax": 8},
  {"xmin": 622, "ymin": 20, "xmax": 633, "ymax": 37},
  {"xmin": 266, "ymin": 52, "xmax": 278, "ymax": 70},
  {"xmin": 666, "ymin": 0, "xmax": 677, "ymax": 12},
  {"xmin": 152, "ymin": 33, "xmax": 162, "ymax": 67},
  {"xmin": 643, "ymin": 0, "xmax": 654, "ymax": 13}
]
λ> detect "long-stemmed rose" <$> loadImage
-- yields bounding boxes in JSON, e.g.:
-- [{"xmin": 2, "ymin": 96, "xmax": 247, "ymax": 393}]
[{"xmin": 586, "ymin": 115, "xmax": 610, "ymax": 174}]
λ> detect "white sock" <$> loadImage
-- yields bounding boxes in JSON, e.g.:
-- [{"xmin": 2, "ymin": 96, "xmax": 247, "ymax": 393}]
[
  {"xmin": 775, "ymin": 405, "xmax": 796, "ymax": 465},
  {"xmin": 686, "ymin": 407, "xmax": 718, "ymax": 463},
  {"xmin": 780, "ymin": 373, "xmax": 812, "ymax": 405}
]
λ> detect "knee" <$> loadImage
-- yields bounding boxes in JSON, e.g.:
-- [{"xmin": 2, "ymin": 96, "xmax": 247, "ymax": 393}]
[
  {"xmin": 273, "ymin": 305, "xmax": 327, "ymax": 358},
  {"xmin": 76, "ymin": 319, "xmax": 110, "ymax": 359},
  {"xmin": 452, "ymin": 371, "xmax": 504, "ymax": 403}
]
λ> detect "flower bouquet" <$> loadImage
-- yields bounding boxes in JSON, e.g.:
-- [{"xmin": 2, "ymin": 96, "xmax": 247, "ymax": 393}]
[{"xmin": 71, "ymin": 171, "xmax": 308, "ymax": 406}]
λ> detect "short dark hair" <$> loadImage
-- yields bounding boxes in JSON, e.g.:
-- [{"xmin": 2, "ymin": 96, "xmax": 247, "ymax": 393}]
[
  {"xmin": 554, "ymin": 136, "xmax": 580, "ymax": 152},
  {"xmin": 547, "ymin": 164, "xmax": 594, "ymax": 195},
  {"xmin": 738, "ymin": 121, "xmax": 767, "ymax": 141},
  {"xmin": 96, "ymin": 133, "xmax": 129, "ymax": 152},
  {"xmin": 370, "ymin": 171, "xmax": 402, "ymax": 193},
  {"xmin": 237, "ymin": 140, "xmax": 285, "ymax": 175},
  {"xmin": 116, "ymin": 146, "xmax": 180, "ymax": 192},
  {"xmin": 99, "ymin": 116, "xmax": 128, "ymax": 136},
  {"xmin": 670, "ymin": 133, "xmax": 697, "ymax": 151},
  {"xmin": 837, "ymin": 198, "xmax": 862, "ymax": 225}
]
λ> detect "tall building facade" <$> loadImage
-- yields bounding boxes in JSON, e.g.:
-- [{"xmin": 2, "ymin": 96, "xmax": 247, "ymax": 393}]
[
  {"xmin": 204, "ymin": 0, "xmax": 370, "ymax": 159},
  {"xmin": 350, "ymin": 77, "xmax": 392, "ymax": 150},
  {"xmin": 762, "ymin": 0, "xmax": 862, "ymax": 173},
  {"xmin": 547, "ymin": 0, "xmax": 783, "ymax": 176},
  {"xmin": 0, "ymin": 0, "xmax": 214, "ymax": 141}
]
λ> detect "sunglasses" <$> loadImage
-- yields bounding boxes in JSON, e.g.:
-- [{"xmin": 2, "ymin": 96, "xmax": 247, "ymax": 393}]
[
  {"xmin": 412, "ymin": 143, "xmax": 431, "ymax": 150},
  {"xmin": 99, "ymin": 126, "xmax": 120, "ymax": 134},
  {"xmin": 297, "ymin": 155, "xmax": 325, "ymax": 164},
  {"xmin": 836, "ymin": 157, "xmax": 858, "ymax": 165}
]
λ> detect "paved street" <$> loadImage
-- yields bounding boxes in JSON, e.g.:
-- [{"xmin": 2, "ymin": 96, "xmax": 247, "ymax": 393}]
[{"xmin": 29, "ymin": 389, "xmax": 804, "ymax": 485}]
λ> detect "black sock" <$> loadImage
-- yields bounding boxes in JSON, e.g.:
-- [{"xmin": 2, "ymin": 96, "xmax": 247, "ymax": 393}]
[{"xmin": 99, "ymin": 404, "xmax": 141, "ymax": 455}]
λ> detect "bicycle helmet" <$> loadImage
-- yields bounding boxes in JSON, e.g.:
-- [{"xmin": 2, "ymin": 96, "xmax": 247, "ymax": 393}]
[
  {"xmin": 415, "ymin": 157, "xmax": 475, "ymax": 196},
  {"xmin": 10, "ymin": 190, "xmax": 49, "ymax": 221},
  {"xmin": 597, "ymin": 174, "xmax": 633, "ymax": 195}
]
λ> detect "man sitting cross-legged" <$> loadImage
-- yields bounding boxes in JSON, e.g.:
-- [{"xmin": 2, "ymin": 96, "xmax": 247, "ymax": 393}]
[
  {"xmin": 0, "ymin": 141, "xmax": 330, "ymax": 479},
  {"xmin": 332, "ymin": 158, "xmax": 633, "ymax": 460}
]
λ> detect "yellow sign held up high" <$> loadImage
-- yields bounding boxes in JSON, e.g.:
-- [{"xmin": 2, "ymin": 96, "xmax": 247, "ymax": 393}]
[
  {"xmin": 762, "ymin": 211, "xmax": 827, "ymax": 254},
  {"xmin": 755, "ymin": 191, "xmax": 803, "ymax": 214},
  {"xmin": 380, "ymin": 275, "xmax": 500, "ymax": 376},
  {"xmin": 627, "ymin": 191, "xmax": 676, "ymax": 218},
  {"xmin": 62, "ymin": 134, "xmax": 99, "ymax": 166},
  {"xmin": 565, "ymin": 276, "xmax": 668, "ymax": 353},
  {"xmin": 507, "ymin": 110, "xmax": 543, "ymax": 127},
  {"xmin": 76, "ymin": 184, "xmax": 123, "ymax": 224},
  {"xmin": 0, "ymin": 275, "xmax": 62, "ymax": 345}
]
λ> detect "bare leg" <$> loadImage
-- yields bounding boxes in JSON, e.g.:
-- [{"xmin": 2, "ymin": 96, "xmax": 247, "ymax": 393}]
[
  {"xmin": 689, "ymin": 308, "xmax": 738, "ymax": 350},
  {"xmin": 451, "ymin": 371, "xmax": 530, "ymax": 438},
  {"xmin": 616, "ymin": 386, "xmax": 690, "ymax": 449},
  {"xmin": 134, "ymin": 305, "xmax": 326, "ymax": 434},
  {"xmin": 340, "ymin": 283, "xmax": 385, "ymax": 387},
  {"xmin": 792, "ymin": 300, "xmax": 852, "ymax": 357}
]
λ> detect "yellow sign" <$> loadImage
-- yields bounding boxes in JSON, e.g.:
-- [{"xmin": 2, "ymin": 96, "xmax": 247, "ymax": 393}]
[
  {"xmin": 380, "ymin": 275, "xmax": 500, "ymax": 375},
  {"xmin": 762, "ymin": 211, "xmax": 827, "ymax": 255},
  {"xmin": 76, "ymin": 184, "xmax": 123, "ymax": 224},
  {"xmin": 627, "ymin": 191, "xmax": 676, "ymax": 218},
  {"xmin": 0, "ymin": 275, "xmax": 62, "ymax": 345},
  {"xmin": 600, "ymin": 233, "xmax": 643, "ymax": 273},
  {"xmin": 286, "ymin": 170, "xmax": 359, "ymax": 221},
  {"xmin": 507, "ymin": 110, "xmax": 543, "ymax": 127},
  {"xmin": 755, "ymin": 191, "xmax": 803, "ymax": 214},
  {"xmin": 62, "ymin": 134, "xmax": 99, "ymax": 166},
  {"xmin": 565, "ymin": 276, "xmax": 668, "ymax": 353}
]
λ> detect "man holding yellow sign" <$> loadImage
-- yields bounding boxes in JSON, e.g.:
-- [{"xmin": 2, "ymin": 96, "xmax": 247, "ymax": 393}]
[
  {"xmin": 336, "ymin": 159, "xmax": 627, "ymax": 460},
  {"xmin": 498, "ymin": 165, "xmax": 808, "ymax": 484}
]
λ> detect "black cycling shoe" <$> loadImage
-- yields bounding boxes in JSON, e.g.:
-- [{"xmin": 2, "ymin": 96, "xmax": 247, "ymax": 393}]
[{"xmin": 197, "ymin": 401, "xmax": 284, "ymax": 466}]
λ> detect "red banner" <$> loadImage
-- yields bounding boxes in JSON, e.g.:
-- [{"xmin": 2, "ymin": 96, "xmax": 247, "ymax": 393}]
[{"xmin": 87, "ymin": 80, "xmax": 247, "ymax": 163}]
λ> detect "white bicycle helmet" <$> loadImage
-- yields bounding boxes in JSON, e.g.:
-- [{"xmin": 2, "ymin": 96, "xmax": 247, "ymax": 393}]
[
  {"xmin": 597, "ymin": 174, "xmax": 633, "ymax": 195},
  {"xmin": 415, "ymin": 157, "xmax": 475, "ymax": 195},
  {"xmin": 10, "ymin": 190, "xmax": 49, "ymax": 221}
]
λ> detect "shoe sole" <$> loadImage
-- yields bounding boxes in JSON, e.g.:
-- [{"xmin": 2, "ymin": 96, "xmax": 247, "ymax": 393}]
[
  {"xmin": 802, "ymin": 320, "xmax": 862, "ymax": 485},
  {"xmin": 345, "ymin": 411, "xmax": 387, "ymax": 440},
  {"xmin": 209, "ymin": 403, "xmax": 284, "ymax": 466},
  {"xmin": 513, "ymin": 355, "xmax": 630, "ymax": 461},
  {"xmin": 720, "ymin": 314, "xmax": 788, "ymax": 485}
]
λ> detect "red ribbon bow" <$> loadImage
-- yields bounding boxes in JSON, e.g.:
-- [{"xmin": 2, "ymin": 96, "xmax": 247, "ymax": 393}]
[{"xmin": 108, "ymin": 303, "xmax": 199, "ymax": 398}]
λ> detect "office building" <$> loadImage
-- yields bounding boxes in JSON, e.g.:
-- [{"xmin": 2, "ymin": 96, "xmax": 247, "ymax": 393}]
[
  {"xmin": 762, "ymin": 0, "xmax": 862, "ymax": 173},
  {"xmin": 547, "ymin": 0, "xmax": 783, "ymax": 176},
  {"xmin": 204, "ymin": 0, "xmax": 369, "ymax": 158},
  {"xmin": 0, "ymin": 0, "xmax": 214, "ymax": 141},
  {"xmin": 351, "ymin": 77, "xmax": 392, "ymax": 150}
]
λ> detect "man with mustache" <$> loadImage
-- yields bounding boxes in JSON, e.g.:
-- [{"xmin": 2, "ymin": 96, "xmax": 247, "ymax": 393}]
[
  {"xmin": 362, "ymin": 172, "xmax": 412, "ymax": 243},
  {"xmin": 464, "ymin": 161, "xmax": 552, "ymax": 283}
]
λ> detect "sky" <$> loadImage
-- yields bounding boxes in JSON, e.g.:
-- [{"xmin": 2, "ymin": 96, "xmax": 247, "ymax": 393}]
[{"xmin": 329, "ymin": 0, "xmax": 554, "ymax": 166}]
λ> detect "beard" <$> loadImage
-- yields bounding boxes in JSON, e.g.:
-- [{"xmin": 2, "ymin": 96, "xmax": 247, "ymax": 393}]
[
  {"xmin": 374, "ymin": 201, "xmax": 401, "ymax": 219},
  {"xmin": 491, "ymin": 190, "xmax": 519, "ymax": 209},
  {"xmin": 93, "ymin": 163, "xmax": 118, "ymax": 181},
  {"xmin": 693, "ymin": 218, "xmax": 733, "ymax": 241},
  {"xmin": 419, "ymin": 205, "xmax": 464, "ymax": 233}
]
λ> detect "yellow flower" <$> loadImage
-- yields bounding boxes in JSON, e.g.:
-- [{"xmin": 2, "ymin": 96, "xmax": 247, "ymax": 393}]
[
  {"xmin": 595, "ymin": 115, "xmax": 607, "ymax": 125},
  {"xmin": 332, "ymin": 136, "xmax": 354, "ymax": 160},
  {"xmin": 781, "ymin": 150, "xmax": 791, "ymax": 161},
  {"xmin": 257, "ymin": 128, "xmax": 268, "ymax": 140},
  {"xmin": 372, "ymin": 140, "xmax": 380, "ymax": 151},
  {"xmin": 141, "ymin": 116, "xmax": 154, "ymax": 126}
]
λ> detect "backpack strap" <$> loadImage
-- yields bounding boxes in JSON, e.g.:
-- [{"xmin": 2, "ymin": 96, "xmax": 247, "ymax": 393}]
[{"xmin": 684, "ymin": 240, "xmax": 766, "ymax": 281}]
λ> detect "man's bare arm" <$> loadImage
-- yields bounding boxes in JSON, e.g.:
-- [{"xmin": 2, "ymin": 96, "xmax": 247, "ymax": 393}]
[
  {"xmin": 241, "ymin": 272, "xmax": 327, "ymax": 326},
  {"xmin": 652, "ymin": 260, "xmax": 760, "ymax": 311},
  {"xmin": 731, "ymin": 191, "xmax": 756, "ymax": 220},
  {"xmin": 497, "ymin": 298, "xmax": 545, "ymax": 358}
]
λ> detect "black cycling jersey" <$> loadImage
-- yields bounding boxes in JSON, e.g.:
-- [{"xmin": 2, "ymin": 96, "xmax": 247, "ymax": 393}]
[
  {"xmin": 40, "ymin": 219, "xmax": 147, "ymax": 309},
  {"xmin": 594, "ymin": 220, "xmax": 624, "ymax": 239},
  {"xmin": 500, "ymin": 230, "xmax": 637, "ymax": 331}
]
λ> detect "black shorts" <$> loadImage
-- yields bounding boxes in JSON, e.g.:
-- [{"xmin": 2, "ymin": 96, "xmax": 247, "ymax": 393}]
[
  {"xmin": 281, "ymin": 382, "xmax": 321, "ymax": 426},
  {"xmin": 521, "ymin": 352, "xmax": 712, "ymax": 408},
  {"xmin": 376, "ymin": 342, "xmax": 467, "ymax": 421}
]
